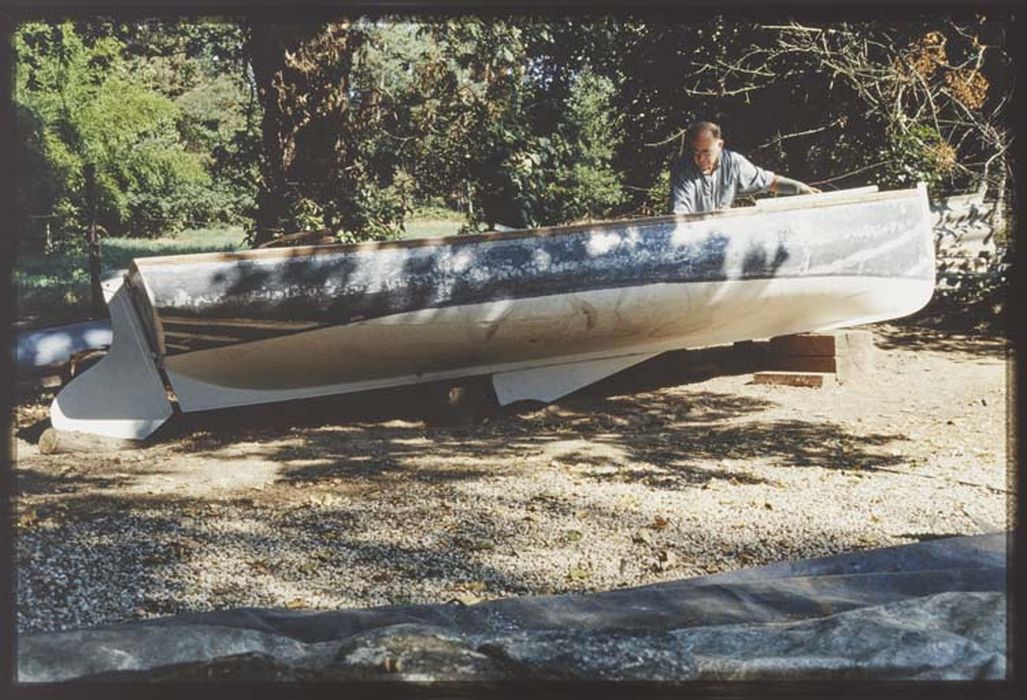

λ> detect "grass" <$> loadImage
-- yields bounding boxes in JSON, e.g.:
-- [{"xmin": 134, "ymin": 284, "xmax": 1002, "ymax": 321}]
[
  {"xmin": 16, "ymin": 226, "xmax": 246, "ymax": 324},
  {"xmin": 402, "ymin": 216, "xmax": 466, "ymax": 239},
  {"xmin": 15, "ymin": 219, "xmax": 467, "ymax": 324}
]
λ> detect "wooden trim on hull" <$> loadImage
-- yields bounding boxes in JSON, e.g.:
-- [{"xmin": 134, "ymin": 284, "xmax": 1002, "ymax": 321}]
[{"xmin": 129, "ymin": 184, "xmax": 904, "ymax": 266}]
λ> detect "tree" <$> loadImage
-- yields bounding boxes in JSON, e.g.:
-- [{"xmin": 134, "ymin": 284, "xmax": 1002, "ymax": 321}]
[
  {"xmin": 117, "ymin": 19, "xmax": 257, "ymax": 228},
  {"xmin": 407, "ymin": 17, "xmax": 631, "ymax": 230},
  {"xmin": 664, "ymin": 19, "xmax": 1012, "ymax": 197},
  {"xmin": 244, "ymin": 20, "xmax": 418, "ymax": 245},
  {"xmin": 14, "ymin": 20, "xmax": 215, "ymax": 243}
]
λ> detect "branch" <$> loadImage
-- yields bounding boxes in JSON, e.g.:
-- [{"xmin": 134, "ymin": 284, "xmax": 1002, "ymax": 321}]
[
  {"xmin": 681, "ymin": 83, "xmax": 767, "ymax": 97},
  {"xmin": 644, "ymin": 129, "xmax": 686, "ymax": 148},
  {"xmin": 716, "ymin": 61, "xmax": 775, "ymax": 79},
  {"xmin": 809, "ymin": 159, "xmax": 888, "ymax": 186},
  {"xmin": 760, "ymin": 23, "xmax": 843, "ymax": 36},
  {"xmin": 751, "ymin": 119, "xmax": 844, "ymax": 153},
  {"xmin": 984, "ymin": 139, "xmax": 1013, "ymax": 167},
  {"xmin": 911, "ymin": 66, "xmax": 944, "ymax": 137}
]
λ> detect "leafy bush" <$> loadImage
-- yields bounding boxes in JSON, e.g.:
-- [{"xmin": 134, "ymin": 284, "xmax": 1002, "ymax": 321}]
[
  {"xmin": 14, "ymin": 21, "xmax": 224, "ymax": 244},
  {"xmin": 879, "ymin": 124, "xmax": 958, "ymax": 190},
  {"xmin": 541, "ymin": 71, "xmax": 626, "ymax": 223}
]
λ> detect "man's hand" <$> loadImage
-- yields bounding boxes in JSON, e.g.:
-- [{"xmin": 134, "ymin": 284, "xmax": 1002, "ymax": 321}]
[{"xmin": 771, "ymin": 175, "xmax": 820, "ymax": 196}]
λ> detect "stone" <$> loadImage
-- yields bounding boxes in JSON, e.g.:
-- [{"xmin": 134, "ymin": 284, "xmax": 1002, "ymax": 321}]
[
  {"xmin": 327, "ymin": 623, "xmax": 506, "ymax": 681},
  {"xmin": 477, "ymin": 629, "xmax": 694, "ymax": 680}
]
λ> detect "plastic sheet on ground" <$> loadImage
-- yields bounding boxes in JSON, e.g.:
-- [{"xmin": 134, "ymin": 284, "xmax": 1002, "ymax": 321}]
[{"xmin": 17, "ymin": 532, "xmax": 1007, "ymax": 682}]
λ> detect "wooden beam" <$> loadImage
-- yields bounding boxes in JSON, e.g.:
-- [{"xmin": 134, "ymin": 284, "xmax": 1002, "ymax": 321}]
[
  {"xmin": 38, "ymin": 428, "xmax": 142, "ymax": 455},
  {"xmin": 753, "ymin": 371, "xmax": 833, "ymax": 388}
]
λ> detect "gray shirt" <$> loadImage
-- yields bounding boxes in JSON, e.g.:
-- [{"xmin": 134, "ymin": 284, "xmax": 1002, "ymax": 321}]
[{"xmin": 670, "ymin": 149, "xmax": 775, "ymax": 214}]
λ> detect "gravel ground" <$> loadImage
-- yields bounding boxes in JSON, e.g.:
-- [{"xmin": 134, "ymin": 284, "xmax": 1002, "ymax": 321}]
[{"xmin": 13, "ymin": 322, "xmax": 1012, "ymax": 634}]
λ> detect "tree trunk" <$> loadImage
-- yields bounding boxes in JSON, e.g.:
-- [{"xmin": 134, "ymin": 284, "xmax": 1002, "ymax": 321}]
[
  {"xmin": 244, "ymin": 23, "xmax": 305, "ymax": 243},
  {"xmin": 243, "ymin": 21, "xmax": 362, "ymax": 245},
  {"xmin": 83, "ymin": 163, "xmax": 104, "ymax": 317}
]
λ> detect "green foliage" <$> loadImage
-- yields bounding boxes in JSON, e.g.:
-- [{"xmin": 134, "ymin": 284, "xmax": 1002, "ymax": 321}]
[
  {"xmin": 540, "ymin": 70, "xmax": 626, "ymax": 222},
  {"xmin": 172, "ymin": 68, "xmax": 258, "ymax": 226},
  {"xmin": 409, "ymin": 199, "xmax": 465, "ymax": 221},
  {"xmin": 14, "ymin": 22, "xmax": 213, "ymax": 240},
  {"xmin": 878, "ymin": 124, "xmax": 957, "ymax": 189},
  {"xmin": 432, "ymin": 19, "xmax": 536, "ymax": 230},
  {"xmin": 402, "ymin": 19, "xmax": 630, "ymax": 231}
]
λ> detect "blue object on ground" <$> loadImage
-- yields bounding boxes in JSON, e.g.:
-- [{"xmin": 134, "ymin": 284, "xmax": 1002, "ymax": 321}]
[{"xmin": 15, "ymin": 319, "xmax": 113, "ymax": 374}]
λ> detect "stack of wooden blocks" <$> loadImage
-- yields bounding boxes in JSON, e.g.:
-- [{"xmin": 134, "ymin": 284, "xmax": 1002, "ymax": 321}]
[{"xmin": 753, "ymin": 330, "xmax": 875, "ymax": 387}]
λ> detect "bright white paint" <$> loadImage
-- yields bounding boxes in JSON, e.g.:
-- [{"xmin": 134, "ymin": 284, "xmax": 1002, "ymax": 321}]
[{"xmin": 50, "ymin": 282, "xmax": 174, "ymax": 440}]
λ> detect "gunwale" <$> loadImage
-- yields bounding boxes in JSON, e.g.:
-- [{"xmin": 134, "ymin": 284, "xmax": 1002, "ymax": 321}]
[{"xmin": 130, "ymin": 187, "xmax": 917, "ymax": 268}]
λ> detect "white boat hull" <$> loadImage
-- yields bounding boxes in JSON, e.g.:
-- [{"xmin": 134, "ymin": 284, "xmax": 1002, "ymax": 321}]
[{"xmin": 51, "ymin": 184, "xmax": 935, "ymax": 439}]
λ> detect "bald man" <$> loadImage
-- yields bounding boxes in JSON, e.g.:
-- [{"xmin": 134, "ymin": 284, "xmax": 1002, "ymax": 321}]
[{"xmin": 670, "ymin": 121, "xmax": 819, "ymax": 214}]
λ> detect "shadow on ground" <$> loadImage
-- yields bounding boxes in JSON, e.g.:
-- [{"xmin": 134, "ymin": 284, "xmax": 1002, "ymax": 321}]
[
  {"xmin": 873, "ymin": 322, "xmax": 1007, "ymax": 357},
  {"xmin": 136, "ymin": 339, "xmax": 910, "ymax": 493},
  {"xmin": 19, "ymin": 340, "xmax": 911, "ymax": 493},
  {"xmin": 15, "ymin": 333, "xmax": 992, "ymax": 634}
]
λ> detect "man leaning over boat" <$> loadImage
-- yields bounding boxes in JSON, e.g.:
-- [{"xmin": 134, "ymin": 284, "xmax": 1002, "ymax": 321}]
[{"xmin": 670, "ymin": 121, "xmax": 820, "ymax": 214}]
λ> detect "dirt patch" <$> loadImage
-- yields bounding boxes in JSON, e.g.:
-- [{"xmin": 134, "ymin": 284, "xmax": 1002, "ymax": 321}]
[{"xmin": 14, "ymin": 321, "xmax": 1012, "ymax": 633}]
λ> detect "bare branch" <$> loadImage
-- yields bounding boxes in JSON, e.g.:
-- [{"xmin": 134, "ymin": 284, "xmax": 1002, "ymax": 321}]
[
  {"xmin": 751, "ymin": 119, "xmax": 844, "ymax": 153},
  {"xmin": 810, "ymin": 159, "xmax": 889, "ymax": 186},
  {"xmin": 644, "ymin": 129, "xmax": 686, "ymax": 148},
  {"xmin": 680, "ymin": 83, "xmax": 766, "ymax": 97}
]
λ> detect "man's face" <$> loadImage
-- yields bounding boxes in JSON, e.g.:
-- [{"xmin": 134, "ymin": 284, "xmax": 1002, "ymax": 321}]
[{"xmin": 692, "ymin": 131, "xmax": 723, "ymax": 174}]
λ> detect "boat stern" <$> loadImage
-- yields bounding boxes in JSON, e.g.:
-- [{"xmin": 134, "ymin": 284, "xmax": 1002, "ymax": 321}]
[{"xmin": 50, "ymin": 275, "xmax": 174, "ymax": 440}]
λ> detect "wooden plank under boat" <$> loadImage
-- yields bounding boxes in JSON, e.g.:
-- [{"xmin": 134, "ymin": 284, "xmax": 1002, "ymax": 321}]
[{"xmin": 51, "ymin": 184, "xmax": 936, "ymax": 439}]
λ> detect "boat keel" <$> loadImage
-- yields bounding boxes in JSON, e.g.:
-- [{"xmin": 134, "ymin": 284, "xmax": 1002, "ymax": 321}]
[{"xmin": 491, "ymin": 352, "xmax": 658, "ymax": 405}]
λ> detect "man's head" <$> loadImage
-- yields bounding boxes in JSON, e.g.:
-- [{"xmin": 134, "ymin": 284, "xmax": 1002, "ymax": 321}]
[{"xmin": 686, "ymin": 121, "xmax": 723, "ymax": 174}]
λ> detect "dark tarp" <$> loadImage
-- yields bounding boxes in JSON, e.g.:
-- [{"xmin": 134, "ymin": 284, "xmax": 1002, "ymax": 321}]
[{"xmin": 17, "ymin": 532, "xmax": 1008, "ymax": 682}]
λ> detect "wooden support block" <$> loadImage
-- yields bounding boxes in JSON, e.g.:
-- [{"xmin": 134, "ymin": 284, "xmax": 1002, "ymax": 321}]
[
  {"xmin": 772, "ymin": 355, "xmax": 879, "ymax": 381},
  {"xmin": 753, "ymin": 371, "xmax": 833, "ymax": 388},
  {"xmin": 769, "ymin": 356, "xmax": 838, "ymax": 373},
  {"xmin": 731, "ymin": 340, "xmax": 769, "ymax": 363},
  {"xmin": 732, "ymin": 339, "xmax": 768, "ymax": 354},
  {"xmin": 769, "ymin": 330, "xmax": 874, "ymax": 357},
  {"xmin": 767, "ymin": 352, "xmax": 875, "ymax": 382},
  {"xmin": 767, "ymin": 331, "xmax": 875, "ymax": 383}
]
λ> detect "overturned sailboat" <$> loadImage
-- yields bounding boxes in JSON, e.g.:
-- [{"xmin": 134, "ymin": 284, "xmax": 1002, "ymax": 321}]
[{"xmin": 51, "ymin": 184, "xmax": 935, "ymax": 440}]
